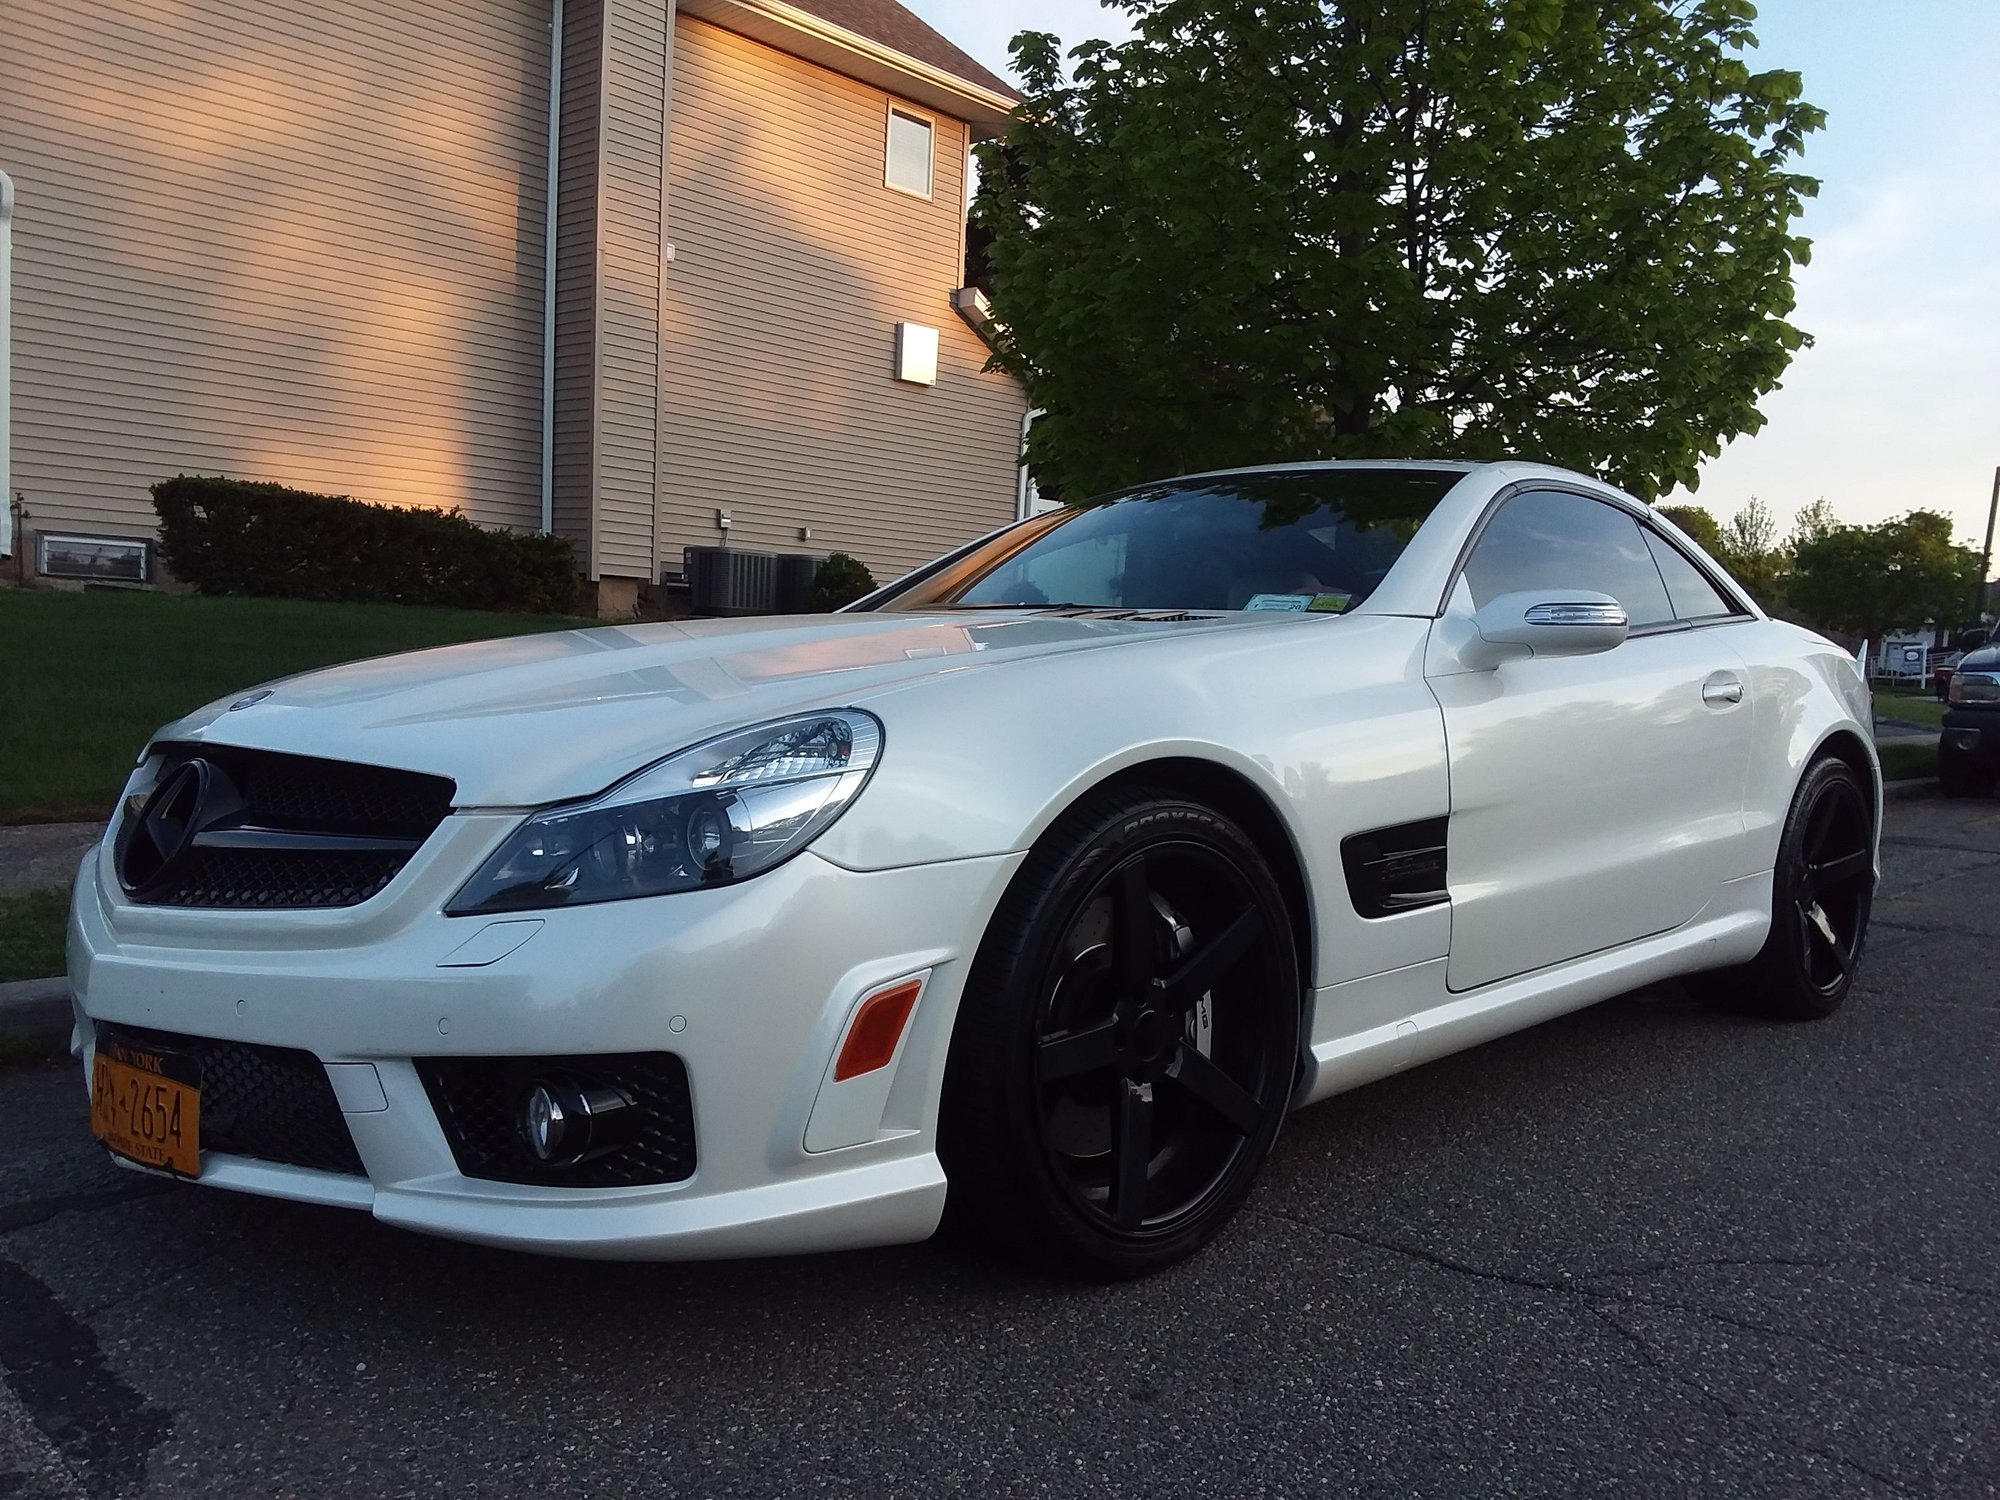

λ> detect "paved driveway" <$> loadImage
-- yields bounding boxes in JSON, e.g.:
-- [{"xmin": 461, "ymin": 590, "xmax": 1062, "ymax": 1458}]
[
  {"xmin": 0, "ymin": 823, "xmax": 99, "ymax": 896},
  {"xmin": 3, "ymin": 794, "xmax": 1997, "ymax": 1498}
]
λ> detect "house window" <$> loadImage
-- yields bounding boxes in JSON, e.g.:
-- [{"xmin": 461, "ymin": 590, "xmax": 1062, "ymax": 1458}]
[
  {"xmin": 885, "ymin": 105, "xmax": 934, "ymax": 198},
  {"xmin": 36, "ymin": 532, "xmax": 151, "ymax": 584}
]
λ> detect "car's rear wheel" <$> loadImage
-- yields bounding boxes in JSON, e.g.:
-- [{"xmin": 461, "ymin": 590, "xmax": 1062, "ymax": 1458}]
[
  {"xmin": 1705, "ymin": 755, "xmax": 1874, "ymax": 1020},
  {"xmin": 940, "ymin": 788, "xmax": 1301, "ymax": 1278}
]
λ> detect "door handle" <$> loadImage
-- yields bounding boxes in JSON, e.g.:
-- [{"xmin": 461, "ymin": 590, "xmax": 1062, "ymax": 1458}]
[{"xmin": 1702, "ymin": 673, "xmax": 1744, "ymax": 706}]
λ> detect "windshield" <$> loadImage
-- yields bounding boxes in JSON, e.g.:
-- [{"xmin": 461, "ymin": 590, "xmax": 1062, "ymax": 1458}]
[{"xmin": 869, "ymin": 468, "xmax": 1463, "ymax": 615}]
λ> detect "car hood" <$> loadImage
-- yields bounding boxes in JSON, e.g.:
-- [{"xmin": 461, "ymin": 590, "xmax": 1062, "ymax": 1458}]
[{"xmin": 158, "ymin": 610, "xmax": 1285, "ymax": 807}]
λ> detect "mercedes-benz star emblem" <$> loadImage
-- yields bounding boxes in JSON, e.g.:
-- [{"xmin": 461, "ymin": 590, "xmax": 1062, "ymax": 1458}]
[{"xmin": 118, "ymin": 759, "xmax": 219, "ymax": 894}]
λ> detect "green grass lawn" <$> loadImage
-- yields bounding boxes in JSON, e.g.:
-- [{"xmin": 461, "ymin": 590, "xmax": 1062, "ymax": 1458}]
[
  {"xmin": 1877, "ymin": 740, "xmax": 1939, "ymax": 782},
  {"xmin": 1874, "ymin": 689, "xmax": 1947, "ymax": 730},
  {"xmin": 0, "ymin": 589, "xmax": 593, "ymax": 821},
  {"xmin": 0, "ymin": 886, "xmax": 69, "ymax": 983}
]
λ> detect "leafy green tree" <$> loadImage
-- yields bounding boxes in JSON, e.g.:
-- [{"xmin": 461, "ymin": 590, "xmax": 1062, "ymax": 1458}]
[
  {"xmin": 1659, "ymin": 505, "xmax": 1724, "ymax": 555},
  {"xmin": 1663, "ymin": 498, "xmax": 1788, "ymax": 610},
  {"xmin": 1788, "ymin": 511, "xmax": 1980, "ymax": 645},
  {"xmin": 1717, "ymin": 494, "xmax": 1788, "ymax": 608},
  {"xmin": 978, "ymin": 0, "xmax": 1824, "ymax": 502},
  {"xmin": 1788, "ymin": 496, "xmax": 1838, "ymax": 550},
  {"xmin": 1725, "ymin": 495, "xmax": 1780, "ymax": 559}
]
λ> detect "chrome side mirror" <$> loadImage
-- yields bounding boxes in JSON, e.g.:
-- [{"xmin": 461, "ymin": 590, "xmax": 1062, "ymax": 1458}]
[{"xmin": 1460, "ymin": 590, "xmax": 1629, "ymax": 671}]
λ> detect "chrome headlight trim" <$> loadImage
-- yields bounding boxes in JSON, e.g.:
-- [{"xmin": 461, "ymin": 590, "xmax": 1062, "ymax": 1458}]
[{"xmin": 446, "ymin": 710, "xmax": 883, "ymax": 915}]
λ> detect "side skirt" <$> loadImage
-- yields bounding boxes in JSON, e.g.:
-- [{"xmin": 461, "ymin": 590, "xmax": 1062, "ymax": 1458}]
[{"xmin": 1293, "ymin": 870, "xmax": 1773, "ymax": 1108}]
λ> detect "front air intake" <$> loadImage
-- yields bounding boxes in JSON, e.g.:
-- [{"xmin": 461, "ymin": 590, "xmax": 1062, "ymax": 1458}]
[{"xmin": 416, "ymin": 1054, "xmax": 697, "ymax": 1188}]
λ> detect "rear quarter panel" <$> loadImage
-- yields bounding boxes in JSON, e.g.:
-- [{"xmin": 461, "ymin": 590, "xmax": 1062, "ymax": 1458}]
[{"xmin": 1734, "ymin": 620, "xmax": 1881, "ymax": 876}]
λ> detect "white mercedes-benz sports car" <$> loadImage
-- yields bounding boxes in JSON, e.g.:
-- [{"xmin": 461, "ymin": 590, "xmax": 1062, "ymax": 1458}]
[{"xmin": 70, "ymin": 461, "xmax": 1878, "ymax": 1276}]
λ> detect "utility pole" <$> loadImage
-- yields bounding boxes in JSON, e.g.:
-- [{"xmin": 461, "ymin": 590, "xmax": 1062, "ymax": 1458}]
[{"xmin": 1978, "ymin": 465, "xmax": 2000, "ymax": 627}]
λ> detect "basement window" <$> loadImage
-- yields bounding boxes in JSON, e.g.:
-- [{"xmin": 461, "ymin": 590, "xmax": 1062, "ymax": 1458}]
[
  {"xmin": 36, "ymin": 532, "xmax": 152, "ymax": 584},
  {"xmin": 885, "ymin": 105, "xmax": 934, "ymax": 198}
]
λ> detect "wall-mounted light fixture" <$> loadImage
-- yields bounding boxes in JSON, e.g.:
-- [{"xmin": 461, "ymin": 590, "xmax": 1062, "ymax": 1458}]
[{"xmin": 894, "ymin": 323, "xmax": 938, "ymax": 386}]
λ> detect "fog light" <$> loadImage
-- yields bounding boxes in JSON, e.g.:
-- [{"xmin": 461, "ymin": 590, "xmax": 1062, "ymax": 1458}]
[
  {"xmin": 521, "ymin": 1084, "xmax": 566, "ymax": 1162},
  {"xmin": 515, "ymin": 1078, "xmax": 639, "ymax": 1168}
]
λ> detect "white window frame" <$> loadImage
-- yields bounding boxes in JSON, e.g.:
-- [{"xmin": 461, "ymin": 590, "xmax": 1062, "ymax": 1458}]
[{"xmin": 883, "ymin": 101, "xmax": 935, "ymax": 200}]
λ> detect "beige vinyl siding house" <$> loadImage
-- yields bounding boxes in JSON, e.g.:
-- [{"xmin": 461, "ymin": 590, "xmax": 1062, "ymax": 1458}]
[
  {"xmin": 661, "ymin": 16, "xmax": 1028, "ymax": 578},
  {"xmin": 1, "ymin": 0, "xmax": 1027, "ymax": 610},
  {"xmin": 3, "ymin": 0, "xmax": 554, "ymax": 544}
]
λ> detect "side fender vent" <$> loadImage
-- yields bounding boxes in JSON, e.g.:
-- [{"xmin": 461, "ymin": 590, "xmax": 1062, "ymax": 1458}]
[{"xmin": 1342, "ymin": 817, "xmax": 1450, "ymax": 919}]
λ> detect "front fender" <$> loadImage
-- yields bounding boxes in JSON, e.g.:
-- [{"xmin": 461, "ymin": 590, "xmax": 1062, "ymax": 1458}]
[{"xmin": 814, "ymin": 616, "xmax": 1450, "ymax": 989}]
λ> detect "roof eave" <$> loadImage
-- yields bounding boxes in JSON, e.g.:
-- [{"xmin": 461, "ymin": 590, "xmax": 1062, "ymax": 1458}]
[{"xmin": 679, "ymin": 0, "xmax": 1020, "ymax": 139}]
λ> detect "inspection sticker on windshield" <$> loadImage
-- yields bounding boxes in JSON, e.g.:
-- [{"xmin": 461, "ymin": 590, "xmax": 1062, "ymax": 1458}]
[
  {"xmin": 1308, "ymin": 592, "xmax": 1352, "ymax": 613},
  {"xmin": 1244, "ymin": 593, "xmax": 1313, "ymax": 612}
]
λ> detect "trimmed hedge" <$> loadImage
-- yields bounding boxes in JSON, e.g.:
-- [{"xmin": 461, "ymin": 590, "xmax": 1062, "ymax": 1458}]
[
  {"xmin": 810, "ymin": 552, "xmax": 877, "ymax": 610},
  {"xmin": 152, "ymin": 475, "xmax": 583, "ymax": 615}
]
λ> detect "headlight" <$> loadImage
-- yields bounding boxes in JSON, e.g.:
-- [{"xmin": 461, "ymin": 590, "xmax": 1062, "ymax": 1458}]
[
  {"xmin": 446, "ymin": 711, "xmax": 882, "ymax": 915},
  {"xmin": 1950, "ymin": 672, "xmax": 1998, "ymax": 705}
]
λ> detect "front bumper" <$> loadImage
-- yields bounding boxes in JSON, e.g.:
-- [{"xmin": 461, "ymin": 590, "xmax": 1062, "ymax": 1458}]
[
  {"xmin": 1940, "ymin": 708, "xmax": 2000, "ymax": 764},
  {"xmin": 69, "ymin": 819, "xmax": 1022, "ymax": 1259}
]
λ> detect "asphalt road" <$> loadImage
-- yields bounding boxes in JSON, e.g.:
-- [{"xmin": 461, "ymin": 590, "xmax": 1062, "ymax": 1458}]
[{"xmin": 4, "ymin": 793, "xmax": 1998, "ymax": 1498}]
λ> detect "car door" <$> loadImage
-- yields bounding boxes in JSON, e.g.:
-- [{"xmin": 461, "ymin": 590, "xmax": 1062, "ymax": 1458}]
[{"xmin": 1426, "ymin": 488, "xmax": 1756, "ymax": 992}]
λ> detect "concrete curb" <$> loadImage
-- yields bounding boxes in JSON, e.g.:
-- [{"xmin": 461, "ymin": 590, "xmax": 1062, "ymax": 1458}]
[
  {"xmin": 0, "ymin": 977, "xmax": 73, "ymax": 1061},
  {"xmin": 1882, "ymin": 776, "xmax": 1941, "ymax": 800}
]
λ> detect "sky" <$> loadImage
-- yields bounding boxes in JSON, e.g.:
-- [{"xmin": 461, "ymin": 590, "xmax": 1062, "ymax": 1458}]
[{"xmin": 902, "ymin": 0, "xmax": 2000, "ymax": 546}]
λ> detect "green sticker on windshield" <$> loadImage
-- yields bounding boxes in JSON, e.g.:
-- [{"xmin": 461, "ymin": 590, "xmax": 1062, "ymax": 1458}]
[{"xmin": 1308, "ymin": 592, "xmax": 1352, "ymax": 613}]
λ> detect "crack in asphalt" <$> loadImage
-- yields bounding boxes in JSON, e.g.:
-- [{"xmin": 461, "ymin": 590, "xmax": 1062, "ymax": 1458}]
[
  {"xmin": 1608, "ymin": 1294, "xmax": 1985, "ymax": 1381},
  {"xmin": 1593, "ymin": 1252, "xmax": 1834, "ymax": 1277},
  {"xmin": 1590, "ymin": 1306, "xmax": 1915, "ymax": 1498},
  {"xmin": 1592, "ymin": 1253, "xmax": 2000, "ymax": 1305},
  {"xmin": 1244, "ymin": 1207, "xmax": 1975, "ymax": 1488},
  {"xmin": 1875, "ymin": 862, "xmax": 2000, "ymax": 907}
]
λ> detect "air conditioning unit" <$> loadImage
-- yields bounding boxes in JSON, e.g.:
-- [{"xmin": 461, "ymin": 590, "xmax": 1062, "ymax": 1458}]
[
  {"xmin": 775, "ymin": 553, "xmax": 825, "ymax": 613},
  {"xmin": 684, "ymin": 546, "xmax": 779, "ymax": 616}
]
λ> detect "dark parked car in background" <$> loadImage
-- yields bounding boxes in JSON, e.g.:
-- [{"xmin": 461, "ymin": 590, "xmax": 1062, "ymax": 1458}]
[{"xmin": 1940, "ymin": 646, "xmax": 2000, "ymax": 796}]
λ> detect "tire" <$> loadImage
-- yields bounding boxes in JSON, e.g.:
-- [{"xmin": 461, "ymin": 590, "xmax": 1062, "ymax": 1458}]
[
  {"xmin": 1706, "ymin": 755, "xmax": 1874, "ymax": 1021},
  {"xmin": 939, "ymin": 787, "xmax": 1302, "ymax": 1278}
]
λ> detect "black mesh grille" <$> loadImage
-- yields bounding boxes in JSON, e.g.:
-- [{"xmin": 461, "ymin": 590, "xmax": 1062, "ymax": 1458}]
[
  {"xmin": 124, "ymin": 744, "xmax": 455, "ymax": 909},
  {"xmin": 416, "ymin": 1055, "xmax": 697, "ymax": 1188},
  {"xmin": 190, "ymin": 744, "xmax": 453, "ymax": 837},
  {"xmin": 96, "ymin": 1025, "xmax": 364, "ymax": 1176},
  {"xmin": 144, "ymin": 848, "xmax": 411, "ymax": 909}
]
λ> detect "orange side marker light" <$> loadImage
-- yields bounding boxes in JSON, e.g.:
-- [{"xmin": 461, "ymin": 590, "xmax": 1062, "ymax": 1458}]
[{"xmin": 833, "ymin": 980, "xmax": 923, "ymax": 1082}]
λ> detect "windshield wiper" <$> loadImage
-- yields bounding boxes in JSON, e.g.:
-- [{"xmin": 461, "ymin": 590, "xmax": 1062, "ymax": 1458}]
[{"xmin": 933, "ymin": 601, "xmax": 1104, "ymax": 611}]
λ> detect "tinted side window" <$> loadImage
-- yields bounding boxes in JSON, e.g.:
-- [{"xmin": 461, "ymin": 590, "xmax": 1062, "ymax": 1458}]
[
  {"xmin": 1643, "ymin": 529, "xmax": 1736, "ymax": 621},
  {"xmin": 1462, "ymin": 491, "xmax": 1674, "ymax": 628}
]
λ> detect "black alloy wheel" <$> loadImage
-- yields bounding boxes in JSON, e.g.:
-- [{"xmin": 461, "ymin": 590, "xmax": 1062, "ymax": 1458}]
[
  {"xmin": 1790, "ymin": 769, "xmax": 1873, "ymax": 998},
  {"xmin": 942, "ymin": 788, "xmax": 1301, "ymax": 1277},
  {"xmin": 1707, "ymin": 755, "xmax": 1874, "ymax": 1020}
]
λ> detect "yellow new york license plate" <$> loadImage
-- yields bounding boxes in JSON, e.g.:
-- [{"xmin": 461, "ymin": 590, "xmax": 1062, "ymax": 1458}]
[{"xmin": 90, "ymin": 1036, "xmax": 201, "ymax": 1177}]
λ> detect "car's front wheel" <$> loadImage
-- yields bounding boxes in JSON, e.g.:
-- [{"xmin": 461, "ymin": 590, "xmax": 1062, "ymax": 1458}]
[{"xmin": 940, "ymin": 787, "xmax": 1301, "ymax": 1278}]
